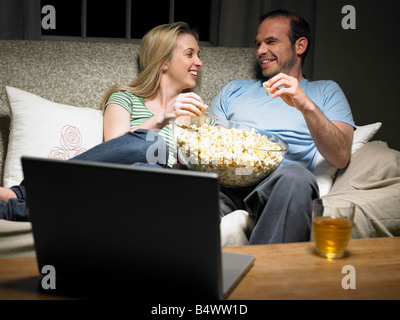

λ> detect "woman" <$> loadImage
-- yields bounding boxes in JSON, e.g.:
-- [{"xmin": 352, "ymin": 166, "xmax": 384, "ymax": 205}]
[{"xmin": 0, "ymin": 22, "xmax": 207, "ymax": 221}]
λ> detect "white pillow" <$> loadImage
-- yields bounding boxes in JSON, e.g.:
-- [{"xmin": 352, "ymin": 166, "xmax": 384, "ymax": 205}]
[
  {"xmin": 352, "ymin": 122, "xmax": 382, "ymax": 153},
  {"xmin": 313, "ymin": 122, "xmax": 382, "ymax": 197},
  {"xmin": 312, "ymin": 153, "xmax": 338, "ymax": 197},
  {"xmin": 3, "ymin": 86, "xmax": 103, "ymax": 188}
]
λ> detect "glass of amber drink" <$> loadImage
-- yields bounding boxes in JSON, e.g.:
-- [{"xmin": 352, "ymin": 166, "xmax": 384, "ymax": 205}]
[{"xmin": 312, "ymin": 198, "xmax": 355, "ymax": 259}]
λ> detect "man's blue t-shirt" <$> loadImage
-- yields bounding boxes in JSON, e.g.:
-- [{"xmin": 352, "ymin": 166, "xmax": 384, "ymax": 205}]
[{"xmin": 209, "ymin": 78, "xmax": 355, "ymax": 171}]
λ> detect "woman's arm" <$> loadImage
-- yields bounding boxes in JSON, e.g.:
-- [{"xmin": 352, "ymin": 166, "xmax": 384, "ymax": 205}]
[
  {"xmin": 103, "ymin": 102, "xmax": 172, "ymax": 141},
  {"xmin": 104, "ymin": 93, "xmax": 207, "ymax": 141},
  {"xmin": 103, "ymin": 103, "xmax": 132, "ymax": 141}
]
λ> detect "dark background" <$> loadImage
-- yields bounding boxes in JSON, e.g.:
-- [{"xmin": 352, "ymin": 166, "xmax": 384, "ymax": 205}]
[{"xmin": 2, "ymin": 0, "xmax": 399, "ymax": 150}]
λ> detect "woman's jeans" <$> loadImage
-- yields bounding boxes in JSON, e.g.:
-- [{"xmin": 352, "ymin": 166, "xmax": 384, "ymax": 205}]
[{"xmin": 0, "ymin": 129, "xmax": 168, "ymax": 221}]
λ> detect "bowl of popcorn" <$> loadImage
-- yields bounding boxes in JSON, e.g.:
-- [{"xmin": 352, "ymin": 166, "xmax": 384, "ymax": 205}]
[{"xmin": 173, "ymin": 114, "xmax": 288, "ymax": 187}]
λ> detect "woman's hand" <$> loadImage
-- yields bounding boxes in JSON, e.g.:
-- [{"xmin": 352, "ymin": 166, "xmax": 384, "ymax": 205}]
[{"xmin": 165, "ymin": 92, "xmax": 208, "ymax": 120}]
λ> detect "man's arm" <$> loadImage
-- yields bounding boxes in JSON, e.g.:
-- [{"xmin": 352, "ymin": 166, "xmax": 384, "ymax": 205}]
[
  {"xmin": 265, "ymin": 73, "xmax": 353, "ymax": 169},
  {"xmin": 301, "ymin": 108, "xmax": 353, "ymax": 169}
]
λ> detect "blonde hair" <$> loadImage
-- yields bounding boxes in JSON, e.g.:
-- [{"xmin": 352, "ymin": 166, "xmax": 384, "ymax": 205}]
[{"xmin": 100, "ymin": 22, "xmax": 199, "ymax": 110}]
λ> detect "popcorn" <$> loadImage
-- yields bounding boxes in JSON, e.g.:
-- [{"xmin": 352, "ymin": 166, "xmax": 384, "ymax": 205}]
[{"xmin": 176, "ymin": 123, "xmax": 285, "ymax": 187}]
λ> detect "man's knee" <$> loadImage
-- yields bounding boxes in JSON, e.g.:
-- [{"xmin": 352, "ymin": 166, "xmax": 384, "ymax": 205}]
[
  {"xmin": 256, "ymin": 164, "xmax": 319, "ymax": 201},
  {"xmin": 275, "ymin": 164, "xmax": 317, "ymax": 189}
]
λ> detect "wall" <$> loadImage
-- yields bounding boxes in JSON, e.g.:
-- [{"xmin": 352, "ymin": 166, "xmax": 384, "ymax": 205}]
[{"xmin": 312, "ymin": 0, "xmax": 400, "ymax": 150}]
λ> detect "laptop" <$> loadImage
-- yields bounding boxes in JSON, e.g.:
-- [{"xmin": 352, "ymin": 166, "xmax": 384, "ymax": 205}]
[{"xmin": 21, "ymin": 156, "xmax": 254, "ymax": 300}]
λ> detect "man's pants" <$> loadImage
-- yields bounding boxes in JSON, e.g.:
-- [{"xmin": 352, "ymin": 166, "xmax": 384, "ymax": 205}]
[{"xmin": 219, "ymin": 164, "xmax": 320, "ymax": 244}]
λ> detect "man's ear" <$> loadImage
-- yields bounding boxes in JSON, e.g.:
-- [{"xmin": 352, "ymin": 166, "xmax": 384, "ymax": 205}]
[{"xmin": 296, "ymin": 37, "xmax": 308, "ymax": 56}]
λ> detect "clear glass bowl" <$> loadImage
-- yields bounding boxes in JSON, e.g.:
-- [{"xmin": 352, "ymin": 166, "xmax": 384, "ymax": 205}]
[{"xmin": 173, "ymin": 114, "xmax": 288, "ymax": 187}]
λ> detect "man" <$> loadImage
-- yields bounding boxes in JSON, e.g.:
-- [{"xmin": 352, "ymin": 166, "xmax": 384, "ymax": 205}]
[{"xmin": 212, "ymin": 10, "xmax": 355, "ymax": 244}]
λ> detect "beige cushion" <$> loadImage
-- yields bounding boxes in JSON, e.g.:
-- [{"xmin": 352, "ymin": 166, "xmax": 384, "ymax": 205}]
[
  {"xmin": 0, "ymin": 220, "xmax": 35, "ymax": 258},
  {"xmin": 327, "ymin": 141, "xmax": 400, "ymax": 238}
]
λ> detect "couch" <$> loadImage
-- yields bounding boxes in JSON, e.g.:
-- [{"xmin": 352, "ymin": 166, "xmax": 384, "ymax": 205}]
[{"xmin": 0, "ymin": 40, "xmax": 399, "ymax": 257}]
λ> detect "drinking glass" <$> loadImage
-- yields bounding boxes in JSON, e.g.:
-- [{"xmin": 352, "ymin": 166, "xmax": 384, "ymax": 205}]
[{"xmin": 312, "ymin": 198, "xmax": 355, "ymax": 259}]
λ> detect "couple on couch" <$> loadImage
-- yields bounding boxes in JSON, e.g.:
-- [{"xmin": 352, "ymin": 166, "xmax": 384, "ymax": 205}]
[{"xmin": 0, "ymin": 10, "xmax": 355, "ymax": 245}]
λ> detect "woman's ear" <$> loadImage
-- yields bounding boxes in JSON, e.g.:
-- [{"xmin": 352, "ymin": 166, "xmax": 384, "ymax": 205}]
[{"xmin": 161, "ymin": 64, "xmax": 169, "ymax": 72}]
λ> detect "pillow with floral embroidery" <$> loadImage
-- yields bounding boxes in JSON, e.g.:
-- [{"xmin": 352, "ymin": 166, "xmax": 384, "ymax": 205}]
[{"xmin": 3, "ymin": 86, "xmax": 103, "ymax": 187}]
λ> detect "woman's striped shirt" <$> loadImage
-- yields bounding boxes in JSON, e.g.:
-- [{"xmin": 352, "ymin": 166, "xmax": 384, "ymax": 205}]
[{"xmin": 105, "ymin": 90, "xmax": 176, "ymax": 168}]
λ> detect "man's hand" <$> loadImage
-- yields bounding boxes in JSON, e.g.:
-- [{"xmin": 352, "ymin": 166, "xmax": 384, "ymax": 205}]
[
  {"xmin": 263, "ymin": 73, "xmax": 314, "ymax": 112},
  {"xmin": 264, "ymin": 73, "xmax": 354, "ymax": 169}
]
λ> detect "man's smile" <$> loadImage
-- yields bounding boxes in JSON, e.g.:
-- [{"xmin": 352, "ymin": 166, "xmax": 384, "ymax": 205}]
[{"xmin": 260, "ymin": 58, "xmax": 276, "ymax": 68}]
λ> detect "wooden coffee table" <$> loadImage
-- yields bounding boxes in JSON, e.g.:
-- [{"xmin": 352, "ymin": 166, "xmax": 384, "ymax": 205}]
[
  {"xmin": 0, "ymin": 237, "xmax": 399, "ymax": 300},
  {"xmin": 224, "ymin": 237, "xmax": 400, "ymax": 300}
]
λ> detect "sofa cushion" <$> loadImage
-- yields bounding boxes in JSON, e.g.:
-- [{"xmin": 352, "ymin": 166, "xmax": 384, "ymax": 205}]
[
  {"xmin": 0, "ymin": 220, "xmax": 34, "ymax": 258},
  {"xmin": 327, "ymin": 141, "xmax": 400, "ymax": 238},
  {"xmin": 3, "ymin": 86, "xmax": 103, "ymax": 188},
  {"xmin": 312, "ymin": 122, "xmax": 382, "ymax": 196}
]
